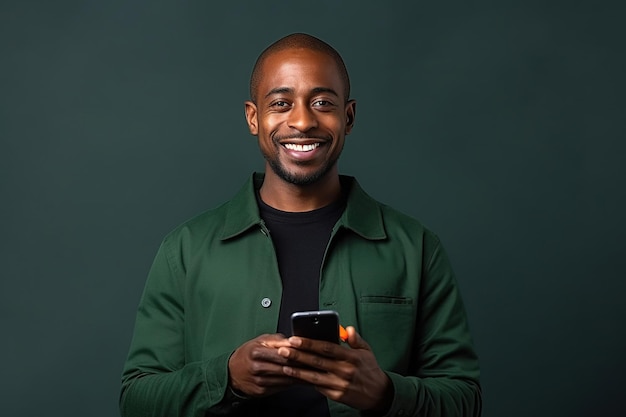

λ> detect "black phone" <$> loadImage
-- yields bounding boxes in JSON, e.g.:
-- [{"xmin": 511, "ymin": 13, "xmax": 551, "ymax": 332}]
[{"xmin": 290, "ymin": 310, "xmax": 340, "ymax": 344}]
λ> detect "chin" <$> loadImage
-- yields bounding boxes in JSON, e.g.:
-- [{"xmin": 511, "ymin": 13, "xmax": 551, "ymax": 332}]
[{"xmin": 270, "ymin": 162, "xmax": 332, "ymax": 186}]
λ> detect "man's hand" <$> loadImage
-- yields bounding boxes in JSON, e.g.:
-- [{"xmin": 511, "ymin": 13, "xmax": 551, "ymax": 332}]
[
  {"xmin": 276, "ymin": 326, "xmax": 393, "ymax": 413},
  {"xmin": 228, "ymin": 334, "xmax": 296, "ymax": 397}
]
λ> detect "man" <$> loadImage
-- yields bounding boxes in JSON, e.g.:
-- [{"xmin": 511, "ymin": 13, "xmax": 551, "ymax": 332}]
[{"xmin": 120, "ymin": 33, "xmax": 481, "ymax": 417}]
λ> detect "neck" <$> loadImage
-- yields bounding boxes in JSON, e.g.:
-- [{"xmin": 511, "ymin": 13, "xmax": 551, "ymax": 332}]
[{"xmin": 259, "ymin": 169, "xmax": 342, "ymax": 212}]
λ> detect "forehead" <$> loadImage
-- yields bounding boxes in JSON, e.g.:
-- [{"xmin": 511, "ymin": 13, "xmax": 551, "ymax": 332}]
[{"xmin": 257, "ymin": 48, "xmax": 344, "ymax": 98}]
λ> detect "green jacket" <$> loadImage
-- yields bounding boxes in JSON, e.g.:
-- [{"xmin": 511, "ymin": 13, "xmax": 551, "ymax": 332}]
[{"xmin": 120, "ymin": 173, "xmax": 481, "ymax": 417}]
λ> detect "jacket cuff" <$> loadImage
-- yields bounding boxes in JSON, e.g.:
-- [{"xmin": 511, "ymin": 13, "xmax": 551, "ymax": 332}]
[
  {"xmin": 203, "ymin": 351, "xmax": 253, "ymax": 414},
  {"xmin": 371, "ymin": 371, "xmax": 417, "ymax": 417}
]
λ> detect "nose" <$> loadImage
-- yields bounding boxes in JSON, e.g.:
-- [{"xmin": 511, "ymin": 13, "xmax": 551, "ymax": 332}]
[{"xmin": 287, "ymin": 103, "xmax": 318, "ymax": 132}]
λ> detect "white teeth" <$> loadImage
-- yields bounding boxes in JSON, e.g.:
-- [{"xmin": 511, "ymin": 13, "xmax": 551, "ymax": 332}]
[{"xmin": 284, "ymin": 143, "xmax": 320, "ymax": 152}]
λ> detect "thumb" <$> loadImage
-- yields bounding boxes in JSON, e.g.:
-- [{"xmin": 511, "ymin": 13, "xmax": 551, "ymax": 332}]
[{"xmin": 346, "ymin": 326, "xmax": 371, "ymax": 350}]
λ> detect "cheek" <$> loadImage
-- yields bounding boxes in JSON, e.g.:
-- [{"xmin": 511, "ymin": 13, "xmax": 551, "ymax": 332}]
[
  {"xmin": 260, "ymin": 117, "xmax": 285, "ymax": 136},
  {"xmin": 321, "ymin": 115, "xmax": 345, "ymax": 134}
]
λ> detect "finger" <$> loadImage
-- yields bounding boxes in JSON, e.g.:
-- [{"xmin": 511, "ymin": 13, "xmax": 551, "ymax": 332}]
[
  {"xmin": 315, "ymin": 386, "xmax": 348, "ymax": 403},
  {"xmin": 239, "ymin": 375, "xmax": 300, "ymax": 398},
  {"xmin": 277, "ymin": 346, "xmax": 333, "ymax": 372},
  {"xmin": 250, "ymin": 374, "xmax": 300, "ymax": 388},
  {"xmin": 249, "ymin": 344, "xmax": 292, "ymax": 366},
  {"xmin": 259, "ymin": 333, "xmax": 290, "ymax": 346},
  {"xmin": 346, "ymin": 326, "xmax": 371, "ymax": 350},
  {"xmin": 281, "ymin": 363, "xmax": 338, "ymax": 387},
  {"xmin": 288, "ymin": 336, "xmax": 341, "ymax": 358}
]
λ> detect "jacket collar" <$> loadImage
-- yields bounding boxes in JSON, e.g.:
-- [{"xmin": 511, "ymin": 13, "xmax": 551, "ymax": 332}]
[{"xmin": 220, "ymin": 172, "xmax": 386, "ymax": 241}]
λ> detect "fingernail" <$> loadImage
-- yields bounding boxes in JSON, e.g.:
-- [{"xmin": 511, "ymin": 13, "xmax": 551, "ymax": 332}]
[{"xmin": 289, "ymin": 337, "xmax": 302, "ymax": 347}]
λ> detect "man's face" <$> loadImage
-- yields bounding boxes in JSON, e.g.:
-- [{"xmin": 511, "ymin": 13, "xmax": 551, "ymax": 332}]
[{"xmin": 245, "ymin": 48, "xmax": 356, "ymax": 186}]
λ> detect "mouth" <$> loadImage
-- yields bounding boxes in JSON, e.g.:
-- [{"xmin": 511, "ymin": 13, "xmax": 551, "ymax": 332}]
[
  {"xmin": 283, "ymin": 142, "xmax": 321, "ymax": 152},
  {"xmin": 276, "ymin": 136, "xmax": 329, "ymax": 162}
]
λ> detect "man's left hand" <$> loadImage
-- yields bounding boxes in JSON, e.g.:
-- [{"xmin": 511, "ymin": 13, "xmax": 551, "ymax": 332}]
[{"xmin": 276, "ymin": 326, "xmax": 393, "ymax": 413}]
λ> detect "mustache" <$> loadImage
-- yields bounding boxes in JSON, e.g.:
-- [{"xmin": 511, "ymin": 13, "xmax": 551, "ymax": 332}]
[{"xmin": 273, "ymin": 133, "xmax": 332, "ymax": 142}]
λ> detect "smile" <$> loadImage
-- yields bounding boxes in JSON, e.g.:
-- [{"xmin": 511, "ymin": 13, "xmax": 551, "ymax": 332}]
[{"xmin": 283, "ymin": 143, "xmax": 321, "ymax": 152}]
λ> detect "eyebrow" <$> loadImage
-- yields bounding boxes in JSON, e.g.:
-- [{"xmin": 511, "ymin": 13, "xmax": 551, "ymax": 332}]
[
  {"xmin": 311, "ymin": 87, "xmax": 339, "ymax": 97},
  {"xmin": 264, "ymin": 87, "xmax": 293, "ymax": 98},
  {"xmin": 264, "ymin": 86, "xmax": 339, "ymax": 99}
]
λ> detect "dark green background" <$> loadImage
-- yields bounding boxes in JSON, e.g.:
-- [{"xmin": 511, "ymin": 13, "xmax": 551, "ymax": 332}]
[{"xmin": 2, "ymin": 1, "xmax": 624, "ymax": 416}]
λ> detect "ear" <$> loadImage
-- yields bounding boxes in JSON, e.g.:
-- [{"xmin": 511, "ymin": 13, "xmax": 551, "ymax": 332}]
[
  {"xmin": 244, "ymin": 101, "xmax": 258, "ymax": 135},
  {"xmin": 344, "ymin": 99, "xmax": 356, "ymax": 135}
]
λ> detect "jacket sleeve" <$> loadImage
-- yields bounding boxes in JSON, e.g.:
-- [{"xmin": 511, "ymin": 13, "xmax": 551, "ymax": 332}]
[
  {"xmin": 119, "ymin": 238, "xmax": 244, "ymax": 417},
  {"xmin": 381, "ymin": 234, "xmax": 482, "ymax": 417}
]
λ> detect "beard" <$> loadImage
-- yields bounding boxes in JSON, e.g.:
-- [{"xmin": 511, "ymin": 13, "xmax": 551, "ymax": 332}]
[
  {"xmin": 265, "ymin": 156, "xmax": 335, "ymax": 186},
  {"xmin": 262, "ymin": 137, "xmax": 343, "ymax": 186}
]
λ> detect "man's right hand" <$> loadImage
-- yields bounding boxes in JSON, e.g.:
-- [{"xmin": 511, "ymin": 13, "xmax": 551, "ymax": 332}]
[{"xmin": 228, "ymin": 334, "xmax": 296, "ymax": 397}]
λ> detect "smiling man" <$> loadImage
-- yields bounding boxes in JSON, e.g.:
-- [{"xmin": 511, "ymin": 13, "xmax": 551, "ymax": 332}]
[
  {"xmin": 246, "ymin": 38, "xmax": 355, "ymax": 209},
  {"xmin": 121, "ymin": 33, "xmax": 482, "ymax": 417}
]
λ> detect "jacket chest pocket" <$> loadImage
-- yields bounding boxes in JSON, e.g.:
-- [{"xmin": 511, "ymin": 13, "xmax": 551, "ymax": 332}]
[{"xmin": 357, "ymin": 295, "xmax": 416, "ymax": 373}]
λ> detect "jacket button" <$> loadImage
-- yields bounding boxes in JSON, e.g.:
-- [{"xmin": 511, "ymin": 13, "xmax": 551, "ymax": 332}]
[{"xmin": 261, "ymin": 297, "xmax": 272, "ymax": 308}]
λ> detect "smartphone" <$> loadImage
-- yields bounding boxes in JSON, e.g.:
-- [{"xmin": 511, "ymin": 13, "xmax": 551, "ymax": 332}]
[{"xmin": 290, "ymin": 310, "xmax": 340, "ymax": 344}]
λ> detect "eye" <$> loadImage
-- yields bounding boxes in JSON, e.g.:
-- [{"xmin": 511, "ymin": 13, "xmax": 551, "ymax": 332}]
[
  {"xmin": 270, "ymin": 100, "xmax": 290, "ymax": 108},
  {"xmin": 313, "ymin": 99, "xmax": 337, "ymax": 111},
  {"xmin": 313, "ymin": 100, "xmax": 331, "ymax": 107}
]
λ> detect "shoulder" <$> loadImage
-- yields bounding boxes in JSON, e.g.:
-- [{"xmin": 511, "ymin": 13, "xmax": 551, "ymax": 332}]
[
  {"xmin": 367, "ymin": 197, "xmax": 454, "ymax": 281},
  {"xmin": 380, "ymin": 202, "xmax": 439, "ymax": 237},
  {"xmin": 161, "ymin": 174, "xmax": 260, "ymax": 247},
  {"xmin": 160, "ymin": 201, "xmax": 231, "ymax": 250},
  {"xmin": 378, "ymin": 201, "xmax": 443, "ymax": 257},
  {"xmin": 344, "ymin": 175, "xmax": 440, "ymax": 245}
]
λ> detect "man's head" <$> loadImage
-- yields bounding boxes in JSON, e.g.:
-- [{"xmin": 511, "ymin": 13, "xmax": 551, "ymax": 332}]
[
  {"xmin": 245, "ymin": 33, "xmax": 356, "ymax": 188},
  {"xmin": 249, "ymin": 33, "xmax": 351, "ymax": 104}
]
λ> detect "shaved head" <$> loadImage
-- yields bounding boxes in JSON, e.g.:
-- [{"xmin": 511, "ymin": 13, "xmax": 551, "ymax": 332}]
[{"xmin": 249, "ymin": 33, "xmax": 351, "ymax": 103}]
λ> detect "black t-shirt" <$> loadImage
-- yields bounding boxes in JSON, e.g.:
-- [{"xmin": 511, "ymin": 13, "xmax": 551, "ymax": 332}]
[{"xmin": 256, "ymin": 193, "xmax": 345, "ymax": 417}]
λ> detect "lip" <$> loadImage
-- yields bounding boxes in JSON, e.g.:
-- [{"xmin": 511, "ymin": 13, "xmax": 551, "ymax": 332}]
[
  {"xmin": 276, "ymin": 136, "xmax": 329, "ymax": 145},
  {"xmin": 279, "ymin": 139, "xmax": 328, "ymax": 161}
]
